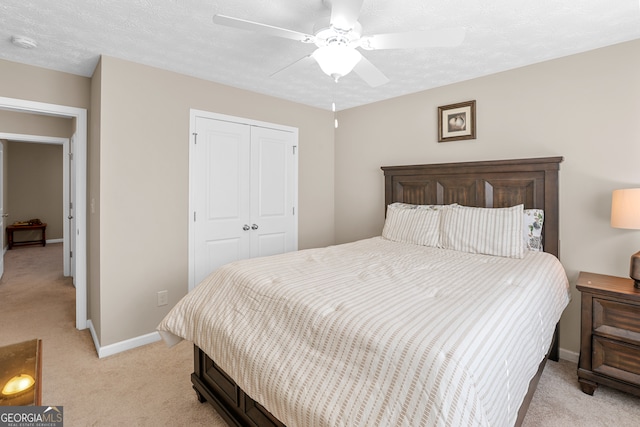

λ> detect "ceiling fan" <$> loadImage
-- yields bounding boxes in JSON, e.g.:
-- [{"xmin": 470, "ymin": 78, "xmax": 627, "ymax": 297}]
[{"xmin": 213, "ymin": 0, "xmax": 465, "ymax": 87}]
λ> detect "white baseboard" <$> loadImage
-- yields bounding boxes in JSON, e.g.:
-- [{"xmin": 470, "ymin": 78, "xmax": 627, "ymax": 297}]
[
  {"xmin": 559, "ymin": 347, "xmax": 579, "ymax": 363},
  {"xmin": 87, "ymin": 320, "xmax": 161, "ymax": 358},
  {"xmin": 3, "ymin": 239, "xmax": 62, "ymax": 250}
]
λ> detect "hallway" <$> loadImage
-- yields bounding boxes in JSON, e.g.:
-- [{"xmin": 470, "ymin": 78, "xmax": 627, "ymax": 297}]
[{"xmin": 0, "ymin": 243, "xmax": 76, "ymax": 348}]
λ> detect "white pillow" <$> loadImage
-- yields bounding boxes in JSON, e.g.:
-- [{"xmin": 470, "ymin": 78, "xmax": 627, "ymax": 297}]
[
  {"xmin": 441, "ymin": 204, "xmax": 525, "ymax": 258},
  {"xmin": 382, "ymin": 204, "xmax": 441, "ymax": 247},
  {"xmin": 523, "ymin": 209, "xmax": 544, "ymax": 251}
]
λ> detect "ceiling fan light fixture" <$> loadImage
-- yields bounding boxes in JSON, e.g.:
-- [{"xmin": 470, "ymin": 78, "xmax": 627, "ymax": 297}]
[{"xmin": 312, "ymin": 45, "xmax": 362, "ymax": 80}]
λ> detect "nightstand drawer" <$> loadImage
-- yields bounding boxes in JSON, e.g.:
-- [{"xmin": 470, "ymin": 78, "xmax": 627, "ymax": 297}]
[
  {"xmin": 593, "ymin": 336, "xmax": 640, "ymax": 385},
  {"xmin": 593, "ymin": 298, "xmax": 640, "ymax": 345},
  {"xmin": 578, "ymin": 271, "xmax": 640, "ymax": 397}
]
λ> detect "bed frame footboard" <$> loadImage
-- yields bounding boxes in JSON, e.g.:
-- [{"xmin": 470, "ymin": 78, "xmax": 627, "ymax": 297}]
[
  {"xmin": 192, "ymin": 345, "xmax": 284, "ymax": 427},
  {"xmin": 192, "ymin": 323, "xmax": 558, "ymax": 427}
]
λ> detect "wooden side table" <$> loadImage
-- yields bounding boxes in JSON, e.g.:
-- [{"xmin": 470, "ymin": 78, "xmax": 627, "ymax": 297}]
[
  {"xmin": 576, "ymin": 271, "xmax": 640, "ymax": 397},
  {"xmin": 6, "ymin": 223, "xmax": 47, "ymax": 249}
]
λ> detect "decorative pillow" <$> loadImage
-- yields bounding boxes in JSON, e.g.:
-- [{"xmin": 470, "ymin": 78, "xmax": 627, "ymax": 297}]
[
  {"xmin": 523, "ymin": 209, "xmax": 544, "ymax": 251},
  {"xmin": 388, "ymin": 202, "xmax": 449, "ymax": 210},
  {"xmin": 441, "ymin": 204, "xmax": 525, "ymax": 258},
  {"xmin": 382, "ymin": 204, "xmax": 441, "ymax": 247}
]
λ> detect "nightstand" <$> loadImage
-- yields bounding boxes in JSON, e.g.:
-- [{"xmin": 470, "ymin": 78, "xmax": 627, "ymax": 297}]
[{"xmin": 577, "ymin": 271, "xmax": 640, "ymax": 397}]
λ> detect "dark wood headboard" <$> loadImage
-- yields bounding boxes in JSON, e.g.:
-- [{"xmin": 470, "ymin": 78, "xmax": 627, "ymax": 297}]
[{"xmin": 381, "ymin": 157, "xmax": 563, "ymax": 257}]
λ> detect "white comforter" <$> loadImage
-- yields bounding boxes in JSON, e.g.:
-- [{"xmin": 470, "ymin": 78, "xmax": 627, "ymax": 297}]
[{"xmin": 158, "ymin": 237, "xmax": 570, "ymax": 427}]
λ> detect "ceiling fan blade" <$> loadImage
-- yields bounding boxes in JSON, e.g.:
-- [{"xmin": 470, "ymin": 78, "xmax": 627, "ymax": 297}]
[
  {"xmin": 361, "ymin": 27, "xmax": 466, "ymax": 50},
  {"xmin": 270, "ymin": 54, "xmax": 316, "ymax": 77},
  {"xmin": 213, "ymin": 14, "xmax": 315, "ymax": 43},
  {"xmin": 330, "ymin": 0, "xmax": 365, "ymax": 31},
  {"xmin": 352, "ymin": 55, "xmax": 389, "ymax": 87}
]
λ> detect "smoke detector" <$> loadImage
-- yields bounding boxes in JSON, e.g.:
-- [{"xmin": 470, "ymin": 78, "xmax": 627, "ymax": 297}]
[{"xmin": 11, "ymin": 36, "xmax": 37, "ymax": 49}]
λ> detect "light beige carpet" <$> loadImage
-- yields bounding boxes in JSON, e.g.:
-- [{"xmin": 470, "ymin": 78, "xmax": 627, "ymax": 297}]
[
  {"xmin": 0, "ymin": 244, "xmax": 224, "ymax": 426},
  {"xmin": 0, "ymin": 243, "xmax": 638, "ymax": 426}
]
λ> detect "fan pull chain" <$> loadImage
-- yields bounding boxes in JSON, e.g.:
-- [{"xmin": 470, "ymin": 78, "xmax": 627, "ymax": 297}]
[{"xmin": 332, "ymin": 81, "xmax": 339, "ymax": 129}]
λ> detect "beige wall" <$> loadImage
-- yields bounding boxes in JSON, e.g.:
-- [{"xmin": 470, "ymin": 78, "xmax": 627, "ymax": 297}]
[
  {"xmin": 6, "ymin": 142, "xmax": 64, "ymax": 240},
  {"xmin": 88, "ymin": 58, "xmax": 102, "ymax": 342},
  {"xmin": 0, "ymin": 110, "xmax": 73, "ymax": 137},
  {"xmin": 95, "ymin": 56, "xmax": 334, "ymax": 345},
  {"xmin": 334, "ymin": 39, "xmax": 640, "ymax": 356},
  {"xmin": 0, "ymin": 60, "xmax": 90, "ymax": 108}
]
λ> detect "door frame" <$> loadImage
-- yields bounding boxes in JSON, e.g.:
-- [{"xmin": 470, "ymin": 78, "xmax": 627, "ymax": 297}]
[
  {"xmin": 0, "ymin": 133, "xmax": 72, "ymax": 276},
  {"xmin": 0, "ymin": 96, "xmax": 87, "ymax": 330},
  {"xmin": 188, "ymin": 109, "xmax": 298, "ymax": 291}
]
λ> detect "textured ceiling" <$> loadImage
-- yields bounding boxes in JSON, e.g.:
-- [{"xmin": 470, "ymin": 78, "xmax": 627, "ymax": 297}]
[{"xmin": 1, "ymin": 0, "xmax": 639, "ymax": 111}]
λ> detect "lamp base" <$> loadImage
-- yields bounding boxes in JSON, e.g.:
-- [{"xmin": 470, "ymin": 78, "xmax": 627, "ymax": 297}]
[{"xmin": 630, "ymin": 251, "xmax": 640, "ymax": 289}]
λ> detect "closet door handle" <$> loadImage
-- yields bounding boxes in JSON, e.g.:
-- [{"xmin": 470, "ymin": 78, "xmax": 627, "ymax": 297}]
[
  {"xmin": 251, "ymin": 224, "xmax": 259, "ymax": 230},
  {"xmin": 242, "ymin": 224, "xmax": 250, "ymax": 231}
]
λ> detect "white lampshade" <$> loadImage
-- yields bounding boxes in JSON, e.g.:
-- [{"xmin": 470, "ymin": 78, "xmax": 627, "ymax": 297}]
[
  {"xmin": 312, "ymin": 45, "xmax": 362, "ymax": 79},
  {"xmin": 611, "ymin": 188, "xmax": 640, "ymax": 229}
]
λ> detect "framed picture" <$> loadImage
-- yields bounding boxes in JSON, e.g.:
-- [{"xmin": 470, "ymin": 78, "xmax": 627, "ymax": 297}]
[{"xmin": 438, "ymin": 100, "xmax": 476, "ymax": 142}]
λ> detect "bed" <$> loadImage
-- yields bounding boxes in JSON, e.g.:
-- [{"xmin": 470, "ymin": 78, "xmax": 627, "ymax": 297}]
[{"xmin": 158, "ymin": 156, "xmax": 569, "ymax": 427}]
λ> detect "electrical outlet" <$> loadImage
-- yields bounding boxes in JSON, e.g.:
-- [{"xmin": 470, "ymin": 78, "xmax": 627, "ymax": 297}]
[{"xmin": 157, "ymin": 290, "xmax": 168, "ymax": 307}]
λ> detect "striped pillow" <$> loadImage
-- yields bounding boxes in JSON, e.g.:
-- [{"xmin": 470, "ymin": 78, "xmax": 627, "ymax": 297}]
[
  {"xmin": 441, "ymin": 204, "xmax": 525, "ymax": 258},
  {"xmin": 382, "ymin": 204, "xmax": 441, "ymax": 247}
]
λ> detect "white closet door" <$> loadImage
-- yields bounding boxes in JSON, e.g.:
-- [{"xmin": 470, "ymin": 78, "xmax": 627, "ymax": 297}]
[
  {"xmin": 193, "ymin": 117, "xmax": 251, "ymax": 286},
  {"xmin": 250, "ymin": 126, "xmax": 297, "ymax": 258},
  {"xmin": 191, "ymin": 112, "xmax": 298, "ymax": 290}
]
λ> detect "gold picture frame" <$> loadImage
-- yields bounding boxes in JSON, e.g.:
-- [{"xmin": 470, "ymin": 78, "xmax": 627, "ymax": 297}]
[{"xmin": 438, "ymin": 100, "xmax": 476, "ymax": 142}]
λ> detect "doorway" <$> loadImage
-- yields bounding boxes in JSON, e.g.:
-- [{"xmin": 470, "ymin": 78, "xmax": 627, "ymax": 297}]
[
  {"xmin": 0, "ymin": 134, "xmax": 72, "ymax": 276},
  {"xmin": 0, "ymin": 96, "xmax": 87, "ymax": 330}
]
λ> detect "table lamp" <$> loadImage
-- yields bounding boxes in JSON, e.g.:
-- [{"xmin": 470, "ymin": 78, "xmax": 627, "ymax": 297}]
[{"xmin": 611, "ymin": 188, "xmax": 640, "ymax": 289}]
